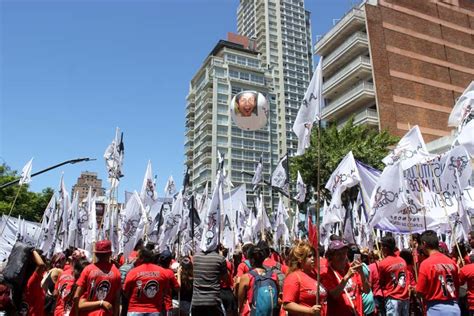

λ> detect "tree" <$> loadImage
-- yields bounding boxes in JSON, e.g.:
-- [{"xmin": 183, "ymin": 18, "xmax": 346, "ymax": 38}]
[
  {"xmin": 290, "ymin": 118, "xmax": 399, "ymax": 201},
  {"xmin": 0, "ymin": 164, "xmax": 54, "ymax": 222}
]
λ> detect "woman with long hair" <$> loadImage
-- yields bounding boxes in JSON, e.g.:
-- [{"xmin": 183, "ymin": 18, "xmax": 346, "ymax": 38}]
[
  {"xmin": 179, "ymin": 256, "xmax": 193, "ymax": 316},
  {"xmin": 282, "ymin": 241, "xmax": 326, "ymax": 316}
]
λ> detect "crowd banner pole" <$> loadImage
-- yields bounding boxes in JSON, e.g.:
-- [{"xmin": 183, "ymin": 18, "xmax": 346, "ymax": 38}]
[{"xmin": 315, "ymin": 119, "xmax": 322, "ymax": 306}]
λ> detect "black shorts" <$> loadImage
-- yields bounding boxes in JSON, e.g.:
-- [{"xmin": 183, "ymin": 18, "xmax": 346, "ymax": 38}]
[{"xmin": 220, "ymin": 288, "xmax": 237, "ymax": 313}]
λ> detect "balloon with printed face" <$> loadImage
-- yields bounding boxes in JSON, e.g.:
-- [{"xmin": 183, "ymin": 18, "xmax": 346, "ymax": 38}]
[{"xmin": 231, "ymin": 91, "xmax": 269, "ymax": 131}]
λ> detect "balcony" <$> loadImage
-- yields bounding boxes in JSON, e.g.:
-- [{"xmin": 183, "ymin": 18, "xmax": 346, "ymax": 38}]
[
  {"xmin": 322, "ymin": 82, "xmax": 375, "ymax": 121},
  {"xmin": 314, "ymin": 7, "xmax": 366, "ymax": 56},
  {"xmin": 323, "ymin": 56, "xmax": 372, "ymax": 98},
  {"xmin": 322, "ymin": 32, "xmax": 368, "ymax": 77}
]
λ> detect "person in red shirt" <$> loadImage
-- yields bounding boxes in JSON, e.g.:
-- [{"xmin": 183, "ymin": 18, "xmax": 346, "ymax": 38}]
[
  {"xmin": 415, "ymin": 230, "xmax": 460, "ymax": 315},
  {"xmin": 219, "ymin": 246, "xmax": 236, "ymax": 316},
  {"xmin": 378, "ymin": 236, "xmax": 410, "ymax": 315},
  {"xmin": 157, "ymin": 250, "xmax": 180, "ymax": 316},
  {"xmin": 321, "ymin": 239, "xmax": 370, "ymax": 316},
  {"xmin": 257, "ymin": 240, "xmax": 288, "ymax": 274},
  {"xmin": 19, "ymin": 249, "xmax": 46, "ymax": 316},
  {"xmin": 123, "ymin": 247, "xmax": 177, "ymax": 315},
  {"xmin": 54, "ymin": 258, "xmax": 89, "ymax": 316},
  {"xmin": 74, "ymin": 240, "xmax": 122, "ymax": 316},
  {"xmin": 237, "ymin": 245, "xmax": 279, "ymax": 316},
  {"xmin": 460, "ymin": 261, "xmax": 474, "ymax": 313},
  {"xmin": 282, "ymin": 241, "xmax": 325, "ymax": 316}
]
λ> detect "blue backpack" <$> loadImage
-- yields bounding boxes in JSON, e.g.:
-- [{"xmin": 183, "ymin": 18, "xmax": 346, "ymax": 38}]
[{"xmin": 249, "ymin": 269, "xmax": 279, "ymax": 316}]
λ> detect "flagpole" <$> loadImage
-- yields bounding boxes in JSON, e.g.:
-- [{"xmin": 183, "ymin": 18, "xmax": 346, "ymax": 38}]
[
  {"xmin": 315, "ymin": 118, "xmax": 322, "ymax": 306},
  {"xmin": 0, "ymin": 183, "xmax": 23, "ymax": 237}
]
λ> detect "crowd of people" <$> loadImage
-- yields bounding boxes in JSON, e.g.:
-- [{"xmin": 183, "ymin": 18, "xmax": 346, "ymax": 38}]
[{"xmin": 2, "ymin": 230, "xmax": 474, "ymax": 316}]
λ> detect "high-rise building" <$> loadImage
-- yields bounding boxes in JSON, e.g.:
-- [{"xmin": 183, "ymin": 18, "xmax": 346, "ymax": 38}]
[
  {"xmin": 185, "ymin": 34, "xmax": 278, "ymax": 205},
  {"xmin": 71, "ymin": 171, "xmax": 105, "ymax": 202},
  {"xmin": 237, "ymin": 0, "xmax": 314, "ymax": 156},
  {"xmin": 315, "ymin": 0, "xmax": 473, "ymax": 143}
]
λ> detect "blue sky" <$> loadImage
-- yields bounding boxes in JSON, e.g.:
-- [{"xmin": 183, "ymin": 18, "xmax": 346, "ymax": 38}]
[{"xmin": 1, "ymin": 0, "xmax": 355, "ymax": 198}]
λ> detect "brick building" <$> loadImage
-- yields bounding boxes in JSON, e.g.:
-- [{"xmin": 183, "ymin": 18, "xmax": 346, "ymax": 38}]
[
  {"xmin": 315, "ymin": 0, "xmax": 473, "ymax": 142},
  {"xmin": 71, "ymin": 171, "xmax": 105, "ymax": 202}
]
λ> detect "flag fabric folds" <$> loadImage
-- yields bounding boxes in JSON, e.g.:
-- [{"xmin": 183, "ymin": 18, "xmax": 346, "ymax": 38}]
[
  {"xmin": 19, "ymin": 158, "xmax": 33, "ymax": 185},
  {"xmin": 293, "ymin": 57, "xmax": 323, "ymax": 156},
  {"xmin": 271, "ymin": 154, "xmax": 289, "ymax": 196}
]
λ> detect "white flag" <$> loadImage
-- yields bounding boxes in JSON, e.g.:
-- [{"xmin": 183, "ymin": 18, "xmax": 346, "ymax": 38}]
[
  {"xmin": 291, "ymin": 205, "xmax": 301, "ymax": 240},
  {"xmin": 122, "ymin": 191, "xmax": 148, "ymax": 259},
  {"xmin": 325, "ymin": 151, "xmax": 360, "ymax": 195},
  {"xmin": 448, "ymin": 81, "xmax": 474, "ymax": 127},
  {"xmin": 251, "ymin": 155, "xmax": 263, "ymax": 191},
  {"xmin": 140, "ymin": 160, "xmax": 157, "ymax": 202},
  {"xmin": 293, "ymin": 57, "xmax": 323, "ymax": 156},
  {"xmin": 82, "ymin": 188, "xmax": 97, "ymax": 256},
  {"xmin": 158, "ymin": 193, "xmax": 183, "ymax": 252},
  {"xmin": 200, "ymin": 172, "xmax": 224, "ymax": 252},
  {"xmin": 253, "ymin": 194, "xmax": 271, "ymax": 242},
  {"xmin": 273, "ymin": 199, "xmax": 290, "ymax": 246},
  {"xmin": 271, "ymin": 155, "xmax": 289, "ymax": 196},
  {"xmin": 294, "ymin": 171, "xmax": 307, "ymax": 203},
  {"xmin": 67, "ymin": 192, "xmax": 80, "ymax": 248},
  {"xmin": 19, "ymin": 158, "xmax": 33, "ymax": 185},
  {"xmin": 382, "ymin": 125, "xmax": 432, "ymax": 170},
  {"xmin": 456, "ymin": 119, "xmax": 474, "ymax": 157},
  {"xmin": 164, "ymin": 175, "xmax": 177, "ymax": 197},
  {"xmin": 38, "ymin": 195, "xmax": 57, "ymax": 257},
  {"xmin": 104, "ymin": 127, "xmax": 124, "ymax": 189},
  {"xmin": 58, "ymin": 174, "xmax": 70, "ymax": 251}
]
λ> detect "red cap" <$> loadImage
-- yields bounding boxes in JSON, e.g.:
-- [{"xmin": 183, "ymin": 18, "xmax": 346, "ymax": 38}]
[{"xmin": 95, "ymin": 240, "xmax": 112, "ymax": 253}]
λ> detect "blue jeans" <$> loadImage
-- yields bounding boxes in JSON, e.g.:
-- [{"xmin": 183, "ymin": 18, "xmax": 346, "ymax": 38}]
[
  {"xmin": 127, "ymin": 313, "xmax": 161, "ymax": 316},
  {"xmin": 426, "ymin": 300, "xmax": 460, "ymax": 316},
  {"xmin": 385, "ymin": 298, "xmax": 409, "ymax": 316}
]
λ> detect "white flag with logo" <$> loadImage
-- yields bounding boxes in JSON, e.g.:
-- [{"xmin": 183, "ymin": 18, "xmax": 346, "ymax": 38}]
[
  {"xmin": 325, "ymin": 151, "xmax": 360, "ymax": 195},
  {"xmin": 38, "ymin": 195, "xmax": 57, "ymax": 256},
  {"xmin": 382, "ymin": 125, "xmax": 432, "ymax": 170},
  {"xmin": 19, "ymin": 158, "xmax": 33, "ymax": 185},
  {"xmin": 448, "ymin": 81, "xmax": 474, "ymax": 128},
  {"xmin": 164, "ymin": 175, "xmax": 177, "ymax": 197},
  {"xmin": 200, "ymin": 172, "xmax": 224, "ymax": 252},
  {"xmin": 294, "ymin": 171, "xmax": 307, "ymax": 203},
  {"xmin": 271, "ymin": 155, "xmax": 289, "ymax": 196},
  {"xmin": 273, "ymin": 198, "xmax": 290, "ymax": 246},
  {"xmin": 104, "ymin": 127, "xmax": 124, "ymax": 189},
  {"xmin": 122, "ymin": 191, "xmax": 148, "ymax": 259},
  {"xmin": 158, "ymin": 193, "xmax": 183, "ymax": 251},
  {"xmin": 293, "ymin": 57, "xmax": 323, "ymax": 156}
]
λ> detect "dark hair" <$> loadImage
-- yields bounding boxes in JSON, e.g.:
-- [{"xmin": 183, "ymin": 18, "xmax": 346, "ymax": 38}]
[
  {"xmin": 399, "ymin": 249, "xmax": 414, "ymax": 265},
  {"xmin": 242, "ymin": 243, "xmax": 254, "ymax": 258},
  {"xmin": 329, "ymin": 234, "xmax": 342, "ymax": 241},
  {"xmin": 180, "ymin": 256, "xmax": 193, "ymax": 291},
  {"xmin": 145, "ymin": 242, "xmax": 156, "ymax": 251},
  {"xmin": 139, "ymin": 248, "xmax": 155, "ymax": 263},
  {"xmin": 421, "ymin": 230, "xmax": 439, "ymax": 250},
  {"xmin": 248, "ymin": 246, "xmax": 266, "ymax": 267},
  {"xmin": 318, "ymin": 244, "xmax": 325, "ymax": 257},
  {"xmin": 256, "ymin": 240, "xmax": 270, "ymax": 258},
  {"xmin": 73, "ymin": 258, "xmax": 89, "ymax": 275},
  {"xmin": 411, "ymin": 233, "xmax": 421, "ymax": 244},
  {"xmin": 381, "ymin": 236, "xmax": 396, "ymax": 252},
  {"xmin": 134, "ymin": 239, "xmax": 144, "ymax": 251}
]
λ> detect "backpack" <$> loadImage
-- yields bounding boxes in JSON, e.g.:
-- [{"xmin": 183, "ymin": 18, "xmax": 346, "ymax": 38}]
[
  {"xmin": 244, "ymin": 259, "xmax": 252, "ymax": 268},
  {"xmin": 249, "ymin": 269, "xmax": 278, "ymax": 316},
  {"xmin": 263, "ymin": 262, "xmax": 285, "ymax": 290}
]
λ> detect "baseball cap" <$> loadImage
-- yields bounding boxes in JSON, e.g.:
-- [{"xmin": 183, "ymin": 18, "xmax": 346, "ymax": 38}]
[
  {"xmin": 328, "ymin": 239, "xmax": 349, "ymax": 251},
  {"xmin": 95, "ymin": 240, "xmax": 112, "ymax": 254}
]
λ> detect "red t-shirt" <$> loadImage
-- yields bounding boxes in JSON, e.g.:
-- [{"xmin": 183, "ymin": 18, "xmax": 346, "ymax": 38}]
[
  {"xmin": 313, "ymin": 257, "xmax": 328, "ymax": 276},
  {"xmin": 460, "ymin": 263, "xmax": 474, "ymax": 310},
  {"xmin": 220, "ymin": 259, "xmax": 233, "ymax": 289},
  {"xmin": 237, "ymin": 260, "xmax": 251, "ymax": 277},
  {"xmin": 54, "ymin": 269, "xmax": 76, "ymax": 316},
  {"xmin": 416, "ymin": 252, "xmax": 459, "ymax": 302},
  {"xmin": 124, "ymin": 263, "xmax": 172, "ymax": 312},
  {"xmin": 369, "ymin": 263, "xmax": 382, "ymax": 297},
  {"xmin": 321, "ymin": 266, "xmax": 363, "ymax": 316},
  {"xmin": 378, "ymin": 255, "xmax": 409, "ymax": 300},
  {"xmin": 20, "ymin": 270, "xmax": 45, "ymax": 316},
  {"xmin": 282, "ymin": 270, "xmax": 327, "ymax": 316},
  {"xmin": 77, "ymin": 261, "xmax": 121, "ymax": 316},
  {"xmin": 161, "ymin": 267, "xmax": 179, "ymax": 311},
  {"xmin": 263, "ymin": 258, "xmax": 288, "ymax": 274}
]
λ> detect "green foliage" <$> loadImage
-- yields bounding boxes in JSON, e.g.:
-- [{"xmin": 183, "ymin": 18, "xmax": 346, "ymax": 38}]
[
  {"xmin": 290, "ymin": 118, "xmax": 399, "ymax": 199},
  {"xmin": 0, "ymin": 164, "xmax": 54, "ymax": 222}
]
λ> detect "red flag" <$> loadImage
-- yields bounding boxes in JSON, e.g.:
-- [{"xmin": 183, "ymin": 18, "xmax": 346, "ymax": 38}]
[{"xmin": 308, "ymin": 214, "xmax": 318, "ymax": 249}]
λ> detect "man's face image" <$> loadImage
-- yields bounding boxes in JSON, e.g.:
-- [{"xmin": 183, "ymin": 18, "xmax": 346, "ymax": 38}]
[{"xmin": 237, "ymin": 92, "xmax": 256, "ymax": 117}]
